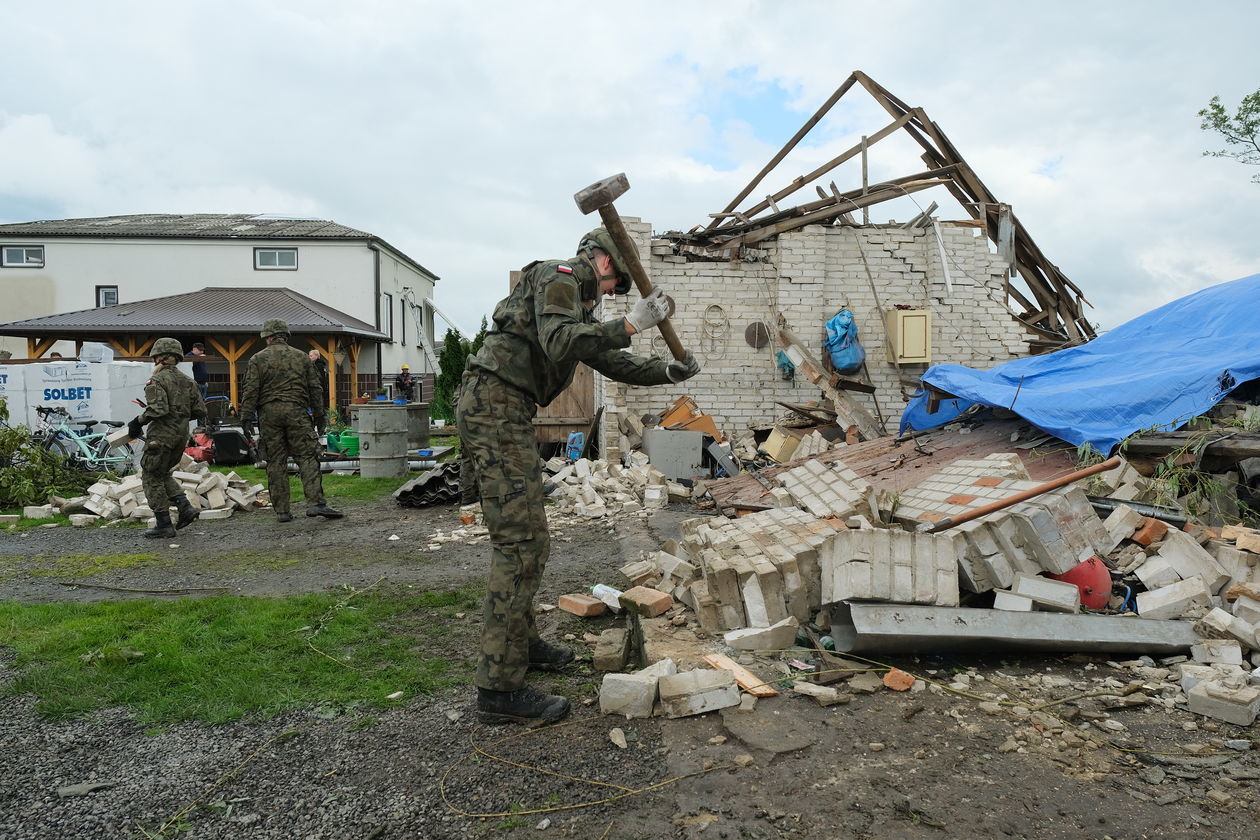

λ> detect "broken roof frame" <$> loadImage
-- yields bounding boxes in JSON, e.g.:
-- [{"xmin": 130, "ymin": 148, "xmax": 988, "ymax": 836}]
[{"xmin": 677, "ymin": 70, "xmax": 1095, "ymax": 345}]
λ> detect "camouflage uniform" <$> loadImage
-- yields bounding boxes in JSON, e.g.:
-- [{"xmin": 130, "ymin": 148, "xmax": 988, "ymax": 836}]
[
  {"xmin": 239, "ymin": 340, "xmax": 328, "ymax": 516},
  {"xmin": 139, "ymin": 363, "xmax": 207, "ymax": 512},
  {"xmin": 457, "ymin": 254, "xmax": 670, "ymax": 692}
]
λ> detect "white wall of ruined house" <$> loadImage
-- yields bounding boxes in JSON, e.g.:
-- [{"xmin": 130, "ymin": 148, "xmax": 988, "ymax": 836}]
[{"xmin": 595, "ymin": 219, "xmax": 1029, "ymax": 458}]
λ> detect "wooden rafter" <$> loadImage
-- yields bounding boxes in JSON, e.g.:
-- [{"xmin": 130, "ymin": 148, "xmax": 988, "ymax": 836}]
[{"xmin": 689, "ymin": 71, "xmax": 1095, "ymax": 344}]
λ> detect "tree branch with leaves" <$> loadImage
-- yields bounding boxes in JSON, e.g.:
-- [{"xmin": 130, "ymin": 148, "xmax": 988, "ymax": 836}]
[{"xmin": 1199, "ymin": 89, "xmax": 1260, "ymax": 183}]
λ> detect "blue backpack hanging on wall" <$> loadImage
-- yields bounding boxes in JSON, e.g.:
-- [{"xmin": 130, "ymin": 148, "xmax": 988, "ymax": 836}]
[{"xmin": 824, "ymin": 309, "xmax": 866, "ymax": 374}]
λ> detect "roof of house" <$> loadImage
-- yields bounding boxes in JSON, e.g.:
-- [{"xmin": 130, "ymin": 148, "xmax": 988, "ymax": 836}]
[
  {"xmin": 0, "ymin": 213, "xmax": 439, "ymax": 280},
  {"xmin": 0, "ymin": 287, "xmax": 390, "ymax": 341}
]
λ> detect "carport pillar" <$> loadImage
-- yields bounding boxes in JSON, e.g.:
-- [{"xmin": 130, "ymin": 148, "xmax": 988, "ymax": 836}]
[{"xmin": 208, "ymin": 335, "xmax": 257, "ymax": 410}]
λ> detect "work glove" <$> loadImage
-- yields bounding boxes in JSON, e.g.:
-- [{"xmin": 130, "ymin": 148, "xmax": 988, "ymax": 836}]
[
  {"xmin": 314, "ymin": 413, "xmax": 328, "ymax": 434},
  {"xmin": 666, "ymin": 352, "xmax": 701, "ymax": 384},
  {"xmin": 625, "ymin": 288, "xmax": 674, "ymax": 334},
  {"xmin": 127, "ymin": 417, "xmax": 145, "ymax": 440},
  {"xmin": 243, "ymin": 417, "xmax": 258, "ymax": 440}
]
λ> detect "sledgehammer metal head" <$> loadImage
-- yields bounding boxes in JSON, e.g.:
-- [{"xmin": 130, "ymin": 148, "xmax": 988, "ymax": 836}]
[{"xmin": 574, "ymin": 172, "xmax": 629, "ymax": 215}]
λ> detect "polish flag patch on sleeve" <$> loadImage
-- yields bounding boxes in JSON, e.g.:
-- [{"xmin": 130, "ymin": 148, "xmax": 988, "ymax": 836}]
[{"xmin": 556, "ymin": 264, "xmax": 573, "ymax": 274}]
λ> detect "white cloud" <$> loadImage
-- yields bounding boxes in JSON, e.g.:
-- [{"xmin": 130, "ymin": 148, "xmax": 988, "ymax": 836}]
[{"xmin": 0, "ymin": 0, "xmax": 1257, "ymax": 335}]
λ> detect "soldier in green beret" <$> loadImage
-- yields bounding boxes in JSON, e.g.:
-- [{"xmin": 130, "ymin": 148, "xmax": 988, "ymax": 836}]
[{"xmin": 458, "ymin": 227, "xmax": 700, "ymax": 725}]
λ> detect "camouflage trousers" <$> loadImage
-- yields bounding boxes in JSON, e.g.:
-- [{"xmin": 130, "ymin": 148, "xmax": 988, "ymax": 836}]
[
  {"xmin": 456, "ymin": 370, "xmax": 548, "ymax": 692},
  {"xmin": 259, "ymin": 403, "xmax": 325, "ymax": 515},
  {"xmin": 140, "ymin": 443, "xmax": 184, "ymax": 512}
]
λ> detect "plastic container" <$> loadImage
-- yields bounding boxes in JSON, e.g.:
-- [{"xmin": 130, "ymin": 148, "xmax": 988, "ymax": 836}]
[
  {"xmin": 338, "ymin": 430, "xmax": 360, "ymax": 457},
  {"xmin": 591, "ymin": 584, "xmax": 624, "ymax": 612}
]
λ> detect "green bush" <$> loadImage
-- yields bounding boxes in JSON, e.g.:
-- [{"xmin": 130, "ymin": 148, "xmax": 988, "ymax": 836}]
[{"xmin": 0, "ymin": 398, "xmax": 93, "ymax": 508}]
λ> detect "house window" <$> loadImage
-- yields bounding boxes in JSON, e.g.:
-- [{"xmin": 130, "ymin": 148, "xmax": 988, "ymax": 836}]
[
  {"xmin": 254, "ymin": 248, "xmax": 298, "ymax": 270},
  {"xmin": 96, "ymin": 285, "xmax": 119, "ymax": 307},
  {"xmin": 380, "ymin": 293, "xmax": 394, "ymax": 340},
  {"xmin": 2, "ymin": 245, "xmax": 44, "ymax": 267},
  {"xmin": 399, "ymin": 297, "xmax": 406, "ymax": 345}
]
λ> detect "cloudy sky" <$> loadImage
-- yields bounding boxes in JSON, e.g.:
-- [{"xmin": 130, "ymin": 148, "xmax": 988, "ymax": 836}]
[{"xmin": 2, "ymin": 0, "xmax": 1256, "ymax": 336}]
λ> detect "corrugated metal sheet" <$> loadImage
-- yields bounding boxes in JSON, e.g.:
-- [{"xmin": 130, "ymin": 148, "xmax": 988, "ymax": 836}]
[{"xmin": 0, "ymin": 287, "xmax": 388, "ymax": 339}]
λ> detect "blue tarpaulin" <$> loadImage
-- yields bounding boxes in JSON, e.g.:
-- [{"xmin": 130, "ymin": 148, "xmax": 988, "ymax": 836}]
[{"xmin": 899, "ymin": 273, "xmax": 1260, "ymax": 453}]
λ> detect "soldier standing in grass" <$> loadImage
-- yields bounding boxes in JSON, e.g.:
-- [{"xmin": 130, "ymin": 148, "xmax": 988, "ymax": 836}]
[
  {"xmin": 457, "ymin": 227, "xmax": 699, "ymax": 725},
  {"xmin": 239, "ymin": 318, "xmax": 344, "ymax": 523},
  {"xmin": 128, "ymin": 337, "xmax": 206, "ymax": 538}
]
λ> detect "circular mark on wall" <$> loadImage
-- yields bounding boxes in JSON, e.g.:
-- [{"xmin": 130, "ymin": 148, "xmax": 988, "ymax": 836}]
[{"xmin": 744, "ymin": 322, "xmax": 771, "ymax": 349}]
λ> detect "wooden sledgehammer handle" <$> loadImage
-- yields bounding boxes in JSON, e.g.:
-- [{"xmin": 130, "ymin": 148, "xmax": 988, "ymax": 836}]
[{"xmin": 597, "ymin": 208, "xmax": 687, "ymax": 361}]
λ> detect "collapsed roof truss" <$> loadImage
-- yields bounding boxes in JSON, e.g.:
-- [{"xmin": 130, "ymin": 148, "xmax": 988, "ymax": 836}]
[{"xmin": 678, "ymin": 71, "xmax": 1094, "ymax": 344}]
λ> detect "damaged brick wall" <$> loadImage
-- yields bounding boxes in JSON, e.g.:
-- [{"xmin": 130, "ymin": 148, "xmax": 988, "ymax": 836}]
[{"xmin": 597, "ymin": 218, "xmax": 1029, "ymax": 457}]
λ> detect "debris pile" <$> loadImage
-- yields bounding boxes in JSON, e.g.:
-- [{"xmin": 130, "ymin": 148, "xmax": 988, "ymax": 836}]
[
  {"xmin": 574, "ymin": 439, "xmax": 1260, "ymax": 725},
  {"xmin": 25, "ymin": 455, "xmax": 265, "ymax": 526},
  {"xmin": 540, "ymin": 456, "xmax": 689, "ymax": 519}
]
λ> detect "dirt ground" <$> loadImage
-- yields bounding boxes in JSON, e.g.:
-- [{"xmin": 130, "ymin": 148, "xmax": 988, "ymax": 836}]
[{"xmin": 2, "ymin": 497, "xmax": 1259, "ymax": 839}]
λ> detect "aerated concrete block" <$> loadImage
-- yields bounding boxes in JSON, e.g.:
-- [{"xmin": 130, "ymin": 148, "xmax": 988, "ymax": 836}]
[
  {"xmin": 1191, "ymin": 638, "xmax": 1245, "ymax": 666},
  {"xmin": 1158, "ymin": 529, "xmax": 1231, "ymax": 594},
  {"xmin": 1102, "ymin": 503, "xmax": 1145, "ymax": 552},
  {"xmin": 1011, "ymin": 574, "xmax": 1081, "ymax": 613},
  {"xmin": 724, "ymin": 616, "xmax": 799, "ymax": 651},
  {"xmin": 993, "ymin": 590, "xmax": 1035, "ymax": 612},
  {"xmin": 1186, "ymin": 681, "xmax": 1260, "ymax": 725},
  {"xmin": 658, "ymin": 668, "xmax": 741, "ymax": 718},
  {"xmin": 1135, "ymin": 577, "xmax": 1212, "ymax": 621},
  {"xmin": 1233, "ymin": 595, "xmax": 1260, "ymax": 627},
  {"xmin": 1134, "ymin": 556, "xmax": 1180, "ymax": 590}
]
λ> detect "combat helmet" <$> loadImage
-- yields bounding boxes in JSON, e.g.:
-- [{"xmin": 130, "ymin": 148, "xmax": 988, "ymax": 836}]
[
  {"xmin": 151, "ymin": 337, "xmax": 184, "ymax": 359},
  {"xmin": 260, "ymin": 318, "xmax": 291, "ymax": 339},
  {"xmin": 577, "ymin": 227, "xmax": 633, "ymax": 296}
]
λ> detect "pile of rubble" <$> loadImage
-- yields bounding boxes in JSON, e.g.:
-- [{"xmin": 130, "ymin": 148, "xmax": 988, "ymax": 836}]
[
  {"xmin": 559, "ymin": 446, "xmax": 1260, "ymax": 726},
  {"xmin": 541, "ymin": 455, "xmax": 690, "ymax": 519},
  {"xmin": 20, "ymin": 455, "xmax": 266, "ymax": 527}
]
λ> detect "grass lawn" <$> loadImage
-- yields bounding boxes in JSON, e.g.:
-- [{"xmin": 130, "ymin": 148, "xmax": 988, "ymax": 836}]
[{"xmin": 0, "ymin": 585, "xmax": 481, "ymax": 724}]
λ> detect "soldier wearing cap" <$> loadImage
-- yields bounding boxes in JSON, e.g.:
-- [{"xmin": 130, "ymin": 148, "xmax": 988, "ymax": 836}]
[
  {"xmin": 457, "ymin": 226, "xmax": 700, "ymax": 725},
  {"xmin": 129, "ymin": 337, "xmax": 206, "ymax": 538},
  {"xmin": 239, "ymin": 318, "xmax": 344, "ymax": 522}
]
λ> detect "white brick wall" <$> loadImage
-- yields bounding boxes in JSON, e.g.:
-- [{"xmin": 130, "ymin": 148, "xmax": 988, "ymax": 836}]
[{"xmin": 598, "ymin": 220, "xmax": 1029, "ymax": 455}]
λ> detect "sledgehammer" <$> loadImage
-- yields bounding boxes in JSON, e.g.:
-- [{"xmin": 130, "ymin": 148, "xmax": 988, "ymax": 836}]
[{"xmin": 574, "ymin": 172, "xmax": 688, "ymax": 361}]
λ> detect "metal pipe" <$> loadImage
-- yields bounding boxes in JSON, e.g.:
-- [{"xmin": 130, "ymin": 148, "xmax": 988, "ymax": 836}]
[
  {"xmin": 918, "ymin": 456, "xmax": 1122, "ymax": 533},
  {"xmin": 1087, "ymin": 496, "xmax": 1188, "ymax": 526}
]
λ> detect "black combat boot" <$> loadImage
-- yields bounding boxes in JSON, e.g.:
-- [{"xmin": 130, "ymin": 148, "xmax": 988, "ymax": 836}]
[
  {"xmin": 306, "ymin": 503, "xmax": 344, "ymax": 519},
  {"xmin": 477, "ymin": 685, "xmax": 570, "ymax": 725},
  {"xmin": 528, "ymin": 639, "xmax": 575, "ymax": 671},
  {"xmin": 275, "ymin": 511, "xmax": 293, "ymax": 523},
  {"xmin": 172, "ymin": 494, "xmax": 199, "ymax": 530},
  {"xmin": 144, "ymin": 510, "xmax": 176, "ymax": 539}
]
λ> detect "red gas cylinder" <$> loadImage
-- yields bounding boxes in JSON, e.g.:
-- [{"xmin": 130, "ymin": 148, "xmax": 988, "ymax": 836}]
[{"xmin": 1049, "ymin": 556, "xmax": 1112, "ymax": 610}]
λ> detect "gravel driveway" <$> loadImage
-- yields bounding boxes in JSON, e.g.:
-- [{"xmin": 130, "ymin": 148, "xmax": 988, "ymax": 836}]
[{"xmin": 3, "ymin": 498, "xmax": 1259, "ymax": 838}]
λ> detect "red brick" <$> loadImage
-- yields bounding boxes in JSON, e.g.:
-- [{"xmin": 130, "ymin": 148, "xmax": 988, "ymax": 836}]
[
  {"xmin": 945, "ymin": 494, "xmax": 978, "ymax": 506},
  {"xmin": 882, "ymin": 668, "xmax": 916, "ymax": 691},
  {"xmin": 558, "ymin": 593, "xmax": 607, "ymax": 617},
  {"xmin": 618, "ymin": 585, "xmax": 674, "ymax": 618},
  {"xmin": 973, "ymin": 477, "xmax": 1003, "ymax": 487},
  {"xmin": 1130, "ymin": 517, "xmax": 1169, "ymax": 547}
]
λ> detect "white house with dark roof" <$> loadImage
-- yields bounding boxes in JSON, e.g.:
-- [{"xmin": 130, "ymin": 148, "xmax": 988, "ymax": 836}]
[{"xmin": 0, "ymin": 213, "xmax": 440, "ymax": 391}]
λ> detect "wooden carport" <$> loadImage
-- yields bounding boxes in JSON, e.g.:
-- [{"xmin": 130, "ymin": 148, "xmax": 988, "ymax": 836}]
[{"xmin": 0, "ymin": 287, "xmax": 388, "ymax": 411}]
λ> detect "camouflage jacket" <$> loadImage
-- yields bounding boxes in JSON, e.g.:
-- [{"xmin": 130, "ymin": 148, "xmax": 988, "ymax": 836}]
[
  {"xmin": 466, "ymin": 255, "xmax": 670, "ymax": 406},
  {"xmin": 239, "ymin": 341, "xmax": 323, "ymax": 419},
  {"xmin": 140, "ymin": 364, "xmax": 206, "ymax": 447}
]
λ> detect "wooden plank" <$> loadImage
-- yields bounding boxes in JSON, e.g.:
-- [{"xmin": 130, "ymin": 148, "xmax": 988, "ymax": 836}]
[
  {"xmin": 1124, "ymin": 433, "xmax": 1260, "ymax": 461},
  {"xmin": 703, "ymin": 652, "xmax": 779, "ymax": 697}
]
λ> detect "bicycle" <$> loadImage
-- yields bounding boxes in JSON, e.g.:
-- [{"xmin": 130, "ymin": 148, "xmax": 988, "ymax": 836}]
[{"xmin": 33, "ymin": 405, "xmax": 141, "ymax": 477}]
